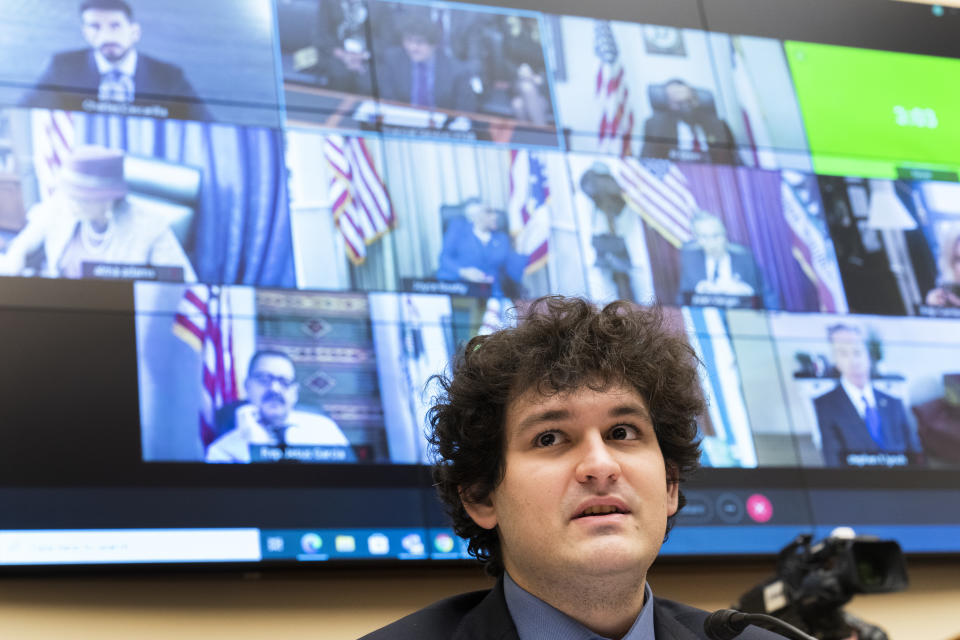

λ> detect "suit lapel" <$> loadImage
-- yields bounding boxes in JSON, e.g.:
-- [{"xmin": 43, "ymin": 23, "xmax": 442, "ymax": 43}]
[
  {"xmin": 133, "ymin": 55, "xmax": 152, "ymax": 96},
  {"xmin": 452, "ymin": 579, "xmax": 520, "ymax": 640},
  {"xmin": 874, "ymin": 391, "xmax": 900, "ymax": 448},
  {"xmin": 653, "ymin": 599, "xmax": 705, "ymax": 640},
  {"xmin": 831, "ymin": 386, "xmax": 876, "ymax": 450},
  {"xmin": 83, "ymin": 50, "xmax": 102, "ymax": 88}
]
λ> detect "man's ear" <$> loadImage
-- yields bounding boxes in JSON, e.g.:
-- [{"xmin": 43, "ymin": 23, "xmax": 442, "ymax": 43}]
[
  {"xmin": 459, "ymin": 486, "xmax": 498, "ymax": 530},
  {"xmin": 665, "ymin": 463, "xmax": 680, "ymax": 517}
]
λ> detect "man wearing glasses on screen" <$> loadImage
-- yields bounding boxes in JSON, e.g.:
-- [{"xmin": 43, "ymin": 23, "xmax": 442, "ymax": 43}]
[
  {"xmin": 205, "ymin": 350, "xmax": 349, "ymax": 464},
  {"xmin": 362, "ymin": 297, "xmax": 780, "ymax": 640}
]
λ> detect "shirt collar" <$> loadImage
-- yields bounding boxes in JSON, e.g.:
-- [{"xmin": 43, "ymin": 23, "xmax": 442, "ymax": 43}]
[
  {"xmin": 840, "ymin": 377, "xmax": 876, "ymax": 410},
  {"xmin": 503, "ymin": 572, "xmax": 656, "ymax": 640},
  {"xmin": 93, "ymin": 48, "xmax": 138, "ymax": 77}
]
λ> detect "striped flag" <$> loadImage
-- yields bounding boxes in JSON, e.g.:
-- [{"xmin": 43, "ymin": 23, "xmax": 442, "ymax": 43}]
[
  {"xmin": 614, "ymin": 158, "xmax": 697, "ymax": 248},
  {"xmin": 781, "ymin": 174, "xmax": 848, "ymax": 313},
  {"xmin": 172, "ymin": 285, "xmax": 238, "ymax": 449},
  {"xmin": 507, "ymin": 149, "xmax": 550, "ymax": 274},
  {"xmin": 682, "ymin": 306, "xmax": 757, "ymax": 468},
  {"xmin": 593, "ymin": 20, "xmax": 634, "ymax": 157},
  {"xmin": 30, "ymin": 110, "xmax": 75, "ymax": 198},
  {"xmin": 323, "ymin": 135, "xmax": 395, "ymax": 265}
]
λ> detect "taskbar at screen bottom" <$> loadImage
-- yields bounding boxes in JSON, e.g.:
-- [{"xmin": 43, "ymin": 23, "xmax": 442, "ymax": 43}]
[
  {"xmin": 0, "ymin": 527, "xmax": 469, "ymax": 566},
  {"xmin": 1, "ymin": 524, "xmax": 958, "ymax": 567}
]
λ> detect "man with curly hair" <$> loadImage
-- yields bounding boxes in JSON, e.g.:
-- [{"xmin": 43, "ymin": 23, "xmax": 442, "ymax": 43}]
[{"xmin": 362, "ymin": 296, "xmax": 780, "ymax": 640}]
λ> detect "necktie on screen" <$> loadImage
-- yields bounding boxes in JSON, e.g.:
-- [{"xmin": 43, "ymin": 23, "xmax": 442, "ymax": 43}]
[
  {"xmin": 412, "ymin": 62, "xmax": 430, "ymax": 107},
  {"xmin": 98, "ymin": 70, "xmax": 133, "ymax": 102},
  {"xmin": 864, "ymin": 399, "xmax": 884, "ymax": 448},
  {"xmin": 270, "ymin": 425, "xmax": 288, "ymax": 448}
]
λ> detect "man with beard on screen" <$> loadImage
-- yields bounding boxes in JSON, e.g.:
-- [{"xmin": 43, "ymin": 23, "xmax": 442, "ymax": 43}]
[{"xmin": 22, "ymin": 0, "xmax": 210, "ymax": 120}]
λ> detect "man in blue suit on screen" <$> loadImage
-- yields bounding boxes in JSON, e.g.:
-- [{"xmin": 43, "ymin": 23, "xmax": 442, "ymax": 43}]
[
  {"xmin": 21, "ymin": 0, "xmax": 210, "ymax": 121},
  {"xmin": 362, "ymin": 297, "xmax": 780, "ymax": 640},
  {"xmin": 814, "ymin": 324, "xmax": 925, "ymax": 467}
]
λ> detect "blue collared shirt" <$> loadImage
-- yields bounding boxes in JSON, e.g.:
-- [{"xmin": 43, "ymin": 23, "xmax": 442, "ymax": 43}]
[{"xmin": 503, "ymin": 572, "xmax": 656, "ymax": 640}]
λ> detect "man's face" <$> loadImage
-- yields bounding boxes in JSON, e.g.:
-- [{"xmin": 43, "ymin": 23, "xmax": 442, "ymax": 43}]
[
  {"xmin": 245, "ymin": 355, "xmax": 299, "ymax": 427},
  {"xmin": 831, "ymin": 329, "xmax": 871, "ymax": 389},
  {"xmin": 402, "ymin": 34, "xmax": 436, "ymax": 64},
  {"xmin": 476, "ymin": 207, "xmax": 499, "ymax": 232},
  {"xmin": 463, "ymin": 384, "xmax": 678, "ymax": 586},
  {"xmin": 81, "ymin": 9, "xmax": 141, "ymax": 63},
  {"xmin": 693, "ymin": 217, "xmax": 728, "ymax": 259},
  {"xmin": 465, "ymin": 202, "xmax": 498, "ymax": 232},
  {"xmin": 665, "ymin": 82, "xmax": 698, "ymax": 114}
]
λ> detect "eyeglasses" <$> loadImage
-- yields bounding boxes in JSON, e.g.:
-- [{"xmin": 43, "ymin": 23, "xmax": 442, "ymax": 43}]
[{"xmin": 249, "ymin": 372, "xmax": 296, "ymax": 390}]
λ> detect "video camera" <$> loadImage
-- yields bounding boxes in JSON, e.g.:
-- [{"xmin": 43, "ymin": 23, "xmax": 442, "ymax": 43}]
[{"xmin": 734, "ymin": 530, "xmax": 908, "ymax": 640}]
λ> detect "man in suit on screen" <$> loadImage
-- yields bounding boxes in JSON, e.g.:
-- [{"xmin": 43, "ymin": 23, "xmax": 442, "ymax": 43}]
[
  {"xmin": 814, "ymin": 324, "xmax": 924, "ymax": 467},
  {"xmin": 21, "ymin": 0, "xmax": 210, "ymax": 121},
  {"xmin": 374, "ymin": 15, "xmax": 478, "ymax": 113},
  {"xmin": 639, "ymin": 79, "xmax": 739, "ymax": 166},
  {"xmin": 362, "ymin": 297, "xmax": 780, "ymax": 640},
  {"xmin": 677, "ymin": 211, "xmax": 776, "ymax": 308}
]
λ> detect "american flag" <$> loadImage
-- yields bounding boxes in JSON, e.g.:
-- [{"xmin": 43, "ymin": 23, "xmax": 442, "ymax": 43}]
[
  {"xmin": 614, "ymin": 158, "xmax": 697, "ymax": 248},
  {"xmin": 507, "ymin": 149, "xmax": 550, "ymax": 274},
  {"xmin": 594, "ymin": 20, "xmax": 634, "ymax": 157},
  {"xmin": 172, "ymin": 285, "xmax": 238, "ymax": 449},
  {"xmin": 780, "ymin": 175, "xmax": 848, "ymax": 313},
  {"xmin": 31, "ymin": 110, "xmax": 75, "ymax": 198},
  {"xmin": 323, "ymin": 135, "xmax": 395, "ymax": 265}
]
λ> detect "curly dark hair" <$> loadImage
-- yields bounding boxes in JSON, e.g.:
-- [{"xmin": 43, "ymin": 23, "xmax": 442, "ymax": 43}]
[{"xmin": 428, "ymin": 296, "xmax": 705, "ymax": 576}]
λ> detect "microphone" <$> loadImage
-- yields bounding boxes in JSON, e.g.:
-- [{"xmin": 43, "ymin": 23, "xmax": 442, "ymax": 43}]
[{"xmin": 703, "ymin": 608, "xmax": 818, "ymax": 640}]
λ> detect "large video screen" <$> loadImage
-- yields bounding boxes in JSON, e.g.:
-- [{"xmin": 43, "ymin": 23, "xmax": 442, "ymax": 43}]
[
  {"xmin": 786, "ymin": 40, "xmax": 960, "ymax": 180},
  {"xmin": 1, "ymin": 0, "xmax": 959, "ymax": 569}
]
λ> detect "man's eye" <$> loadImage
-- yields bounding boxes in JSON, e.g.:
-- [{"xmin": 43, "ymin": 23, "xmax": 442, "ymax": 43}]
[
  {"xmin": 608, "ymin": 425, "xmax": 639, "ymax": 441},
  {"xmin": 535, "ymin": 431, "xmax": 560, "ymax": 447}
]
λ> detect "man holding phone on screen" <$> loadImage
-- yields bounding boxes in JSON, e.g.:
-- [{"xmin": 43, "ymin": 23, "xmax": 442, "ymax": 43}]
[
  {"xmin": 362, "ymin": 297, "xmax": 780, "ymax": 640},
  {"xmin": 22, "ymin": 0, "xmax": 210, "ymax": 121}
]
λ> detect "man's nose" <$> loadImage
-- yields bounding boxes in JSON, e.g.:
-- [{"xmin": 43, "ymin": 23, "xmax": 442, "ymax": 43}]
[{"xmin": 574, "ymin": 433, "xmax": 621, "ymax": 485}]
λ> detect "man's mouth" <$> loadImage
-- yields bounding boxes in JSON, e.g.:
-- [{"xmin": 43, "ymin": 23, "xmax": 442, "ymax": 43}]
[{"xmin": 573, "ymin": 504, "xmax": 629, "ymax": 519}]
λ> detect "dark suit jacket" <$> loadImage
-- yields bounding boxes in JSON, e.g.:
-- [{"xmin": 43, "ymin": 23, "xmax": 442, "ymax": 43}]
[
  {"xmin": 375, "ymin": 47, "xmax": 478, "ymax": 113},
  {"xmin": 677, "ymin": 244, "xmax": 777, "ymax": 309},
  {"xmin": 21, "ymin": 49, "xmax": 211, "ymax": 121},
  {"xmin": 359, "ymin": 578, "xmax": 784, "ymax": 639},
  {"xmin": 640, "ymin": 112, "xmax": 739, "ymax": 166},
  {"xmin": 814, "ymin": 384, "xmax": 924, "ymax": 467}
]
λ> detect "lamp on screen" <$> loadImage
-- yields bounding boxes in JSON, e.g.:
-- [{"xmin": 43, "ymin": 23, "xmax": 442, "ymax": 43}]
[{"xmin": 866, "ymin": 179, "xmax": 917, "ymax": 230}]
